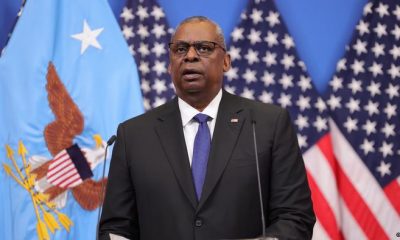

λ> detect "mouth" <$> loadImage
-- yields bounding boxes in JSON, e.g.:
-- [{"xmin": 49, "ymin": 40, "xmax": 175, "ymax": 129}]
[{"xmin": 182, "ymin": 68, "xmax": 203, "ymax": 80}]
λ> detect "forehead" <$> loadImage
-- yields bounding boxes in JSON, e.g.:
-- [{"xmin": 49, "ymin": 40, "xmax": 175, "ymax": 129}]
[{"xmin": 172, "ymin": 21, "xmax": 218, "ymax": 42}]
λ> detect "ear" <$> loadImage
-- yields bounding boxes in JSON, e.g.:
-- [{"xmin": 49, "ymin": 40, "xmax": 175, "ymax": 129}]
[{"xmin": 222, "ymin": 53, "xmax": 231, "ymax": 72}]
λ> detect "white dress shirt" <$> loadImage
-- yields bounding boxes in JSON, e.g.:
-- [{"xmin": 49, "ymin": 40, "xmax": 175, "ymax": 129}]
[{"xmin": 178, "ymin": 89, "xmax": 222, "ymax": 166}]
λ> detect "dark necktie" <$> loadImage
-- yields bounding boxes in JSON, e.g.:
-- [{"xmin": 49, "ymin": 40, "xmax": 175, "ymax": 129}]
[{"xmin": 191, "ymin": 113, "xmax": 211, "ymax": 200}]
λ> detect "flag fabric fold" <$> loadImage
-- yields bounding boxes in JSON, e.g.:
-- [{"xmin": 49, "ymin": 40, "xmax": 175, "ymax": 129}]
[
  {"xmin": 224, "ymin": 0, "xmax": 337, "ymax": 238},
  {"xmin": 326, "ymin": 0, "xmax": 400, "ymax": 239},
  {"xmin": 119, "ymin": 0, "xmax": 175, "ymax": 110}
]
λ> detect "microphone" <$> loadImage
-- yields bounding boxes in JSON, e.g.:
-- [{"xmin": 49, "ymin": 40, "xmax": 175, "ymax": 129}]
[
  {"xmin": 96, "ymin": 135, "xmax": 116, "ymax": 240},
  {"xmin": 250, "ymin": 110, "xmax": 267, "ymax": 239}
]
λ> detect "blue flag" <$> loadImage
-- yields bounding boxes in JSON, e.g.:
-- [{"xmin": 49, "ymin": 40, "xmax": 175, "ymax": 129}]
[{"xmin": 0, "ymin": 0, "xmax": 143, "ymax": 239}]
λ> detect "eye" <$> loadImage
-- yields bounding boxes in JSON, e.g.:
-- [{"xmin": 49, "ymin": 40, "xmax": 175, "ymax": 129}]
[
  {"xmin": 175, "ymin": 44, "xmax": 189, "ymax": 54},
  {"xmin": 196, "ymin": 43, "xmax": 213, "ymax": 54}
]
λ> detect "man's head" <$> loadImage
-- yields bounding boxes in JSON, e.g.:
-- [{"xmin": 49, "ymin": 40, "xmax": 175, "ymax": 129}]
[{"xmin": 168, "ymin": 16, "xmax": 231, "ymax": 111}]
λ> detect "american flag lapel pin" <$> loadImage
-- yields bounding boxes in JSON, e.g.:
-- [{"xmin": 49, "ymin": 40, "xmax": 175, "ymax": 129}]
[{"xmin": 230, "ymin": 118, "xmax": 239, "ymax": 123}]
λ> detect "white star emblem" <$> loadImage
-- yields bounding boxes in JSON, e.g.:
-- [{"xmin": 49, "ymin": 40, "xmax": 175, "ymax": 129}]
[
  {"xmin": 141, "ymin": 79, "xmax": 151, "ymax": 93},
  {"xmin": 315, "ymin": 98, "xmax": 327, "ymax": 113},
  {"xmin": 229, "ymin": 46, "xmax": 242, "ymax": 61},
  {"xmin": 264, "ymin": 31, "xmax": 279, "ymax": 47},
  {"xmin": 279, "ymin": 73, "xmax": 294, "ymax": 89},
  {"xmin": 136, "ymin": 5, "xmax": 149, "ymax": 21},
  {"xmin": 394, "ymin": 5, "xmax": 400, "ymax": 20},
  {"xmin": 376, "ymin": 161, "xmax": 391, "ymax": 177},
  {"xmin": 379, "ymin": 141, "xmax": 393, "ymax": 158},
  {"xmin": 348, "ymin": 78, "xmax": 362, "ymax": 94},
  {"xmin": 152, "ymin": 79, "xmax": 167, "ymax": 94},
  {"xmin": 313, "ymin": 116, "xmax": 328, "ymax": 132},
  {"xmin": 151, "ymin": 24, "xmax": 166, "ymax": 39},
  {"xmin": 360, "ymin": 138, "xmax": 374, "ymax": 155},
  {"xmin": 336, "ymin": 58, "xmax": 347, "ymax": 72},
  {"xmin": 381, "ymin": 123, "xmax": 395, "ymax": 138},
  {"xmin": 262, "ymin": 71, "xmax": 275, "ymax": 86},
  {"xmin": 71, "ymin": 20, "xmax": 104, "ymax": 55},
  {"xmin": 363, "ymin": 2, "xmax": 373, "ymax": 15},
  {"xmin": 385, "ymin": 83, "xmax": 399, "ymax": 99},
  {"xmin": 153, "ymin": 97, "xmax": 167, "ymax": 108},
  {"xmin": 371, "ymin": 42, "xmax": 385, "ymax": 58},
  {"xmin": 344, "ymin": 117, "xmax": 358, "ymax": 133},
  {"xmin": 138, "ymin": 43, "xmax": 150, "ymax": 56},
  {"xmin": 247, "ymin": 29, "xmax": 262, "ymax": 45},
  {"xmin": 262, "ymin": 51, "xmax": 277, "ymax": 66},
  {"xmin": 362, "ymin": 120, "xmax": 376, "ymax": 135},
  {"xmin": 298, "ymin": 75, "xmax": 312, "ymax": 91},
  {"xmin": 327, "ymin": 95, "xmax": 341, "ymax": 110},
  {"xmin": 225, "ymin": 67, "xmax": 239, "ymax": 81},
  {"xmin": 297, "ymin": 134, "xmax": 308, "ymax": 149},
  {"xmin": 277, "ymin": 93, "xmax": 292, "ymax": 108},
  {"xmin": 295, "ymin": 115, "xmax": 309, "ymax": 130},
  {"xmin": 391, "ymin": 25, "xmax": 400, "ymax": 40},
  {"xmin": 364, "ymin": 100, "xmax": 379, "ymax": 116},
  {"xmin": 373, "ymin": 23, "xmax": 387, "ymax": 38},
  {"xmin": 242, "ymin": 68, "xmax": 257, "ymax": 83},
  {"xmin": 231, "ymin": 27, "xmax": 244, "ymax": 42},
  {"xmin": 259, "ymin": 91, "xmax": 273, "ymax": 103},
  {"xmin": 356, "ymin": 20, "xmax": 369, "ymax": 36},
  {"xmin": 345, "ymin": 97, "xmax": 360, "ymax": 113},
  {"xmin": 366, "ymin": 81, "xmax": 381, "ymax": 97},
  {"xmin": 282, "ymin": 34, "xmax": 295, "ymax": 49},
  {"xmin": 139, "ymin": 60, "xmax": 150, "ymax": 75},
  {"xmin": 350, "ymin": 59, "xmax": 365, "ymax": 75},
  {"xmin": 280, "ymin": 54, "xmax": 295, "ymax": 70},
  {"xmin": 122, "ymin": 25, "xmax": 134, "ymax": 40},
  {"xmin": 152, "ymin": 42, "xmax": 167, "ymax": 57},
  {"xmin": 389, "ymin": 45, "xmax": 400, "ymax": 60},
  {"xmin": 265, "ymin": 11, "xmax": 280, "ymax": 27},
  {"xmin": 383, "ymin": 103, "xmax": 396, "ymax": 119},
  {"xmin": 120, "ymin": 7, "xmax": 134, "ymax": 22},
  {"xmin": 329, "ymin": 76, "xmax": 343, "ymax": 91},
  {"xmin": 137, "ymin": 24, "xmax": 150, "ymax": 39},
  {"xmin": 375, "ymin": 3, "xmax": 389, "ymax": 18},
  {"xmin": 250, "ymin": 9, "xmax": 264, "ymax": 25},
  {"xmin": 244, "ymin": 49, "xmax": 259, "ymax": 65},
  {"xmin": 241, "ymin": 87, "xmax": 255, "ymax": 99},
  {"xmin": 353, "ymin": 39, "xmax": 367, "ymax": 55},
  {"xmin": 151, "ymin": 6, "xmax": 165, "ymax": 21},
  {"xmin": 296, "ymin": 95, "xmax": 311, "ymax": 111},
  {"xmin": 152, "ymin": 60, "xmax": 167, "ymax": 76}
]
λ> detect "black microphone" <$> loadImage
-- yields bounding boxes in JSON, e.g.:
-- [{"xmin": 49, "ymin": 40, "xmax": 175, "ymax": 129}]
[
  {"xmin": 96, "ymin": 135, "xmax": 116, "ymax": 240},
  {"xmin": 250, "ymin": 110, "xmax": 267, "ymax": 239},
  {"xmin": 226, "ymin": 110, "xmax": 279, "ymax": 240}
]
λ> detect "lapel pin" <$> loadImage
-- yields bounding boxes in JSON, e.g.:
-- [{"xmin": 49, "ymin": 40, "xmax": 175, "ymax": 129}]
[{"xmin": 230, "ymin": 118, "xmax": 239, "ymax": 123}]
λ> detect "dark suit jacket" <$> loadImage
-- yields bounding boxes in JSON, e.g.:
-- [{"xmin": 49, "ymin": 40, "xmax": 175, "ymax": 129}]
[{"xmin": 99, "ymin": 90, "xmax": 315, "ymax": 240}]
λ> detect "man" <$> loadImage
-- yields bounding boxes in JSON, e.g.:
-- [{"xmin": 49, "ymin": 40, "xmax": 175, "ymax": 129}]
[{"xmin": 99, "ymin": 16, "xmax": 315, "ymax": 240}]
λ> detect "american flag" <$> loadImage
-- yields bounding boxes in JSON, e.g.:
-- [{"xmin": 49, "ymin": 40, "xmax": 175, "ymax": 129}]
[
  {"xmin": 119, "ymin": 0, "xmax": 175, "ymax": 110},
  {"xmin": 224, "ymin": 0, "xmax": 337, "ymax": 238},
  {"xmin": 46, "ymin": 144, "xmax": 93, "ymax": 189},
  {"xmin": 326, "ymin": 0, "xmax": 400, "ymax": 239}
]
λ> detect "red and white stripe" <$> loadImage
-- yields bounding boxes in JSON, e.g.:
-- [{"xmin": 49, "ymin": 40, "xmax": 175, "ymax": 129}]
[
  {"xmin": 303, "ymin": 119, "xmax": 400, "ymax": 239},
  {"xmin": 46, "ymin": 149, "xmax": 83, "ymax": 188}
]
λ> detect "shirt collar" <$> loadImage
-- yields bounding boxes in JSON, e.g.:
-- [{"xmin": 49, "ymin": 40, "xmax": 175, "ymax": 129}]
[{"xmin": 178, "ymin": 89, "xmax": 222, "ymax": 126}]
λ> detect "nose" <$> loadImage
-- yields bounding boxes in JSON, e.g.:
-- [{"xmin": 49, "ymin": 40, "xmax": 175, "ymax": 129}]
[{"xmin": 184, "ymin": 45, "xmax": 199, "ymax": 62}]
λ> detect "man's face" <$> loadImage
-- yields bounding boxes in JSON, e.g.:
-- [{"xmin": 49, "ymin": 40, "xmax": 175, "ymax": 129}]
[{"xmin": 168, "ymin": 21, "xmax": 231, "ymax": 107}]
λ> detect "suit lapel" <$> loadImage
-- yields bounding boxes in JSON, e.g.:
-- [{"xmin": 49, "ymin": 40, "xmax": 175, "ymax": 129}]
[
  {"xmin": 197, "ymin": 91, "xmax": 245, "ymax": 211},
  {"xmin": 154, "ymin": 99, "xmax": 198, "ymax": 209}
]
